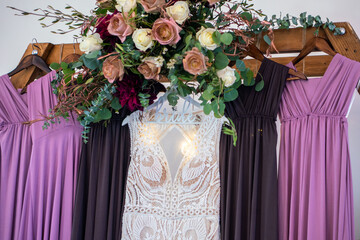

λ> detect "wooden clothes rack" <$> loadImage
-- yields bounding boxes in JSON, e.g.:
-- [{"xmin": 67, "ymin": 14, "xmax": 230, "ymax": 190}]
[{"xmin": 10, "ymin": 22, "xmax": 360, "ymax": 94}]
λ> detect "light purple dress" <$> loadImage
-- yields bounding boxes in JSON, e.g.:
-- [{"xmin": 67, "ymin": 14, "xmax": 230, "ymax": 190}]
[
  {"xmin": 18, "ymin": 71, "xmax": 82, "ymax": 240},
  {"xmin": 0, "ymin": 75, "xmax": 32, "ymax": 240},
  {"xmin": 279, "ymin": 54, "xmax": 360, "ymax": 240}
]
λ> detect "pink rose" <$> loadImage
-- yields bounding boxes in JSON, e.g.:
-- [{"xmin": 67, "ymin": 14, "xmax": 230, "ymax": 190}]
[
  {"xmin": 183, "ymin": 47, "xmax": 208, "ymax": 75},
  {"xmin": 107, "ymin": 13, "xmax": 134, "ymax": 42},
  {"xmin": 152, "ymin": 18, "xmax": 182, "ymax": 45},
  {"xmin": 137, "ymin": 57, "xmax": 161, "ymax": 80},
  {"xmin": 207, "ymin": 0, "xmax": 220, "ymax": 5},
  {"xmin": 140, "ymin": 0, "xmax": 166, "ymax": 13},
  {"xmin": 102, "ymin": 55, "xmax": 125, "ymax": 83}
]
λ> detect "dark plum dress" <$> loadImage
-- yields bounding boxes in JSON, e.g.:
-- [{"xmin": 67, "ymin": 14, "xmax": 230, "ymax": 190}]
[
  {"xmin": 219, "ymin": 58, "xmax": 289, "ymax": 240},
  {"xmin": 71, "ymin": 109, "xmax": 131, "ymax": 240}
]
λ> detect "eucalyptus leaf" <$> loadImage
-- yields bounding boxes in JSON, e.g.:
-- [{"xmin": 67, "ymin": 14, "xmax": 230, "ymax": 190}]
[
  {"xmin": 85, "ymin": 50, "xmax": 100, "ymax": 59},
  {"xmin": 94, "ymin": 108, "xmax": 112, "ymax": 122},
  {"xmin": 236, "ymin": 59, "xmax": 246, "ymax": 71},
  {"xmin": 61, "ymin": 62, "xmax": 68, "ymax": 69},
  {"xmin": 240, "ymin": 12, "xmax": 252, "ymax": 21},
  {"xmin": 203, "ymin": 103, "xmax": 212, "ymax": 115},
  {"xmin": 214, "ymin": 52, "xmax": 229, "ymax": 70},
  {"xmin": 167, "ymin": 92, "xmax": 179, "ymax": 106},
  {"xmin": 212, "ymin": 31, "xmax": 221, "ymax": 45},
  {"xmin": 110, "ymin": 97, "xmax": 122, "ymax": 111},
  {"xmin": 202, "ymin": 89, "xmax": 214, "ymax": 101},
  {"xmin": 224, "ymin": 88, "xmax": 238, "ymax": 102},
  {"xmin": 50, "ymin": 62, "xmax": 61, "ymax": 70},
  {"xmin": 207, "ymin": 50, "xmax": 214, "ymax": 62},
  {"xmin": 255, "ymin": 80, "xmax": 264, "ymax": 91},
  {"xmin": 263, "ymin": 35, "xmax": 272, "ymax": 46},
  {"xmin": 220, "ymin": 33, "xmax": 233, "ymax": 45}
]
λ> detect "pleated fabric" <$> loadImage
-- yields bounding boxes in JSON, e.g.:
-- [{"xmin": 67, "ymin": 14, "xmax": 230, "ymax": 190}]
[
  {"xmin": 279, "ymin": 54, "xmax": 360, "ymax": 240},
  {"xmin": 18, "ymin": 71, "xmax": 83, "ymax": 240},
  {"xmin": 220, "ymin": 58, "xmax": 289, "ymax": 240},
  {"xmin": 0, "ymin": 75, "xmax": 32, "ymax": 240},
  {"xmin": 71, "ymin": 109, "xmax": 131, "ymax": 240}
]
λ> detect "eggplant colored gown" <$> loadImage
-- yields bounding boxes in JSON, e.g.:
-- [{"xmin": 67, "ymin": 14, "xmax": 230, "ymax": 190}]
[{"xmin": 220, "ymin": 58, "xmax": 289, "ymax": 240}]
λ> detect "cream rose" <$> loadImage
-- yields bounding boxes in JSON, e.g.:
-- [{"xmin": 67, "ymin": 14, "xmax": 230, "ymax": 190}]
[
  {"xmin": 79, "ymin": 33, "xmax": 103, "ymax": 54},
  {"xmin": 196, "ymin": 27, "xmax": 219, "ymax": 50},
  {"xmin": 115, "ymin": 0, "xmax": 137, "ymax": 12},
  {"xmin": 166, "ymin": 1, "xmax": 190, "ymax": 25},
  {"xmin": 132, "ymin": 28, "xmax": 154, "ymax": 51},
  {"xmin": 217, "ymin": 66, "xmax": 236, "ymax": 87}
]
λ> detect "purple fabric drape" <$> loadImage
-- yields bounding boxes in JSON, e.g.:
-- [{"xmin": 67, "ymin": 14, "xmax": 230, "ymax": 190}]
[
  {"xmin": 0, "ymin": 75, "xmax": 32, "ymax": 240},
  {"xmin": 279, "ymin": 54, "xmax": 360, "ymax": 240},
  {"xmin": 16, "ymin": 71, "xmax": 82, "ymax": 240}
]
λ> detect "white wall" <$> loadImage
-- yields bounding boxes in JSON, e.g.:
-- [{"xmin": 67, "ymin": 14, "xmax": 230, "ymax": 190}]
[{"xmin": 0, "ymin": 0, "xmax": 359, "ymax": 239}]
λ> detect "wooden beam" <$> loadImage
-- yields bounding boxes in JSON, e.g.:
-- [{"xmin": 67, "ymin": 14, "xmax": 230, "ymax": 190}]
[
  {"xmin": 10, "ymin": 43, "xmax": 54, "ymax": 89},
  {"xmin": 257, "ymin": 26, "xmax": 328, "ymax": 53},
  {"xmin": 46, "ymin": 43, "xmax": 82, "ymax": 64},
  {"xmin": 244, "ymin": 55, "xmax": 333, "ymax": 77}
]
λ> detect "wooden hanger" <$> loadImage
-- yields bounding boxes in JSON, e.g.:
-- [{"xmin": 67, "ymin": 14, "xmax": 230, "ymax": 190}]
[
  {"xmin": 8, "ymin": 39, "xmax": 52, "ymax": 94},
  {"xmin": 292, "ymin": 36, "xmax": 337, "ymax": 65},
  {"xmin": 245, "ymin": 44, "xmax": 308, "ymax": 81}
]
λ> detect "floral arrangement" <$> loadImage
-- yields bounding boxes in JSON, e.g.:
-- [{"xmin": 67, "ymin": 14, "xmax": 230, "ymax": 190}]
[{"xmin": 9, "ymin": 1, "xmax": 342, "ymax": 142}]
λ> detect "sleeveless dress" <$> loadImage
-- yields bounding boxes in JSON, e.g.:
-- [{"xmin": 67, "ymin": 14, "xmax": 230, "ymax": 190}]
[
  {"xmin": 219, "ymin": 58, "xmax": 289, "ymax": 240},
  {"xmin": 18, "ymin": 71, "xmax": 83, "ymax": 240},
  {"xmin": 71, "ymin": 109, "xmax": 132, "ymax": 240},
  {"xmin": 121, "ymin": 111, "xmax": 223, "ymax": 239},
  {"xmin": 279, "ymin": 54, "xmax": 360, "ymax": 240},
  {"xmin": 0, "ymin": 74, "xmax": 32, "ymax": 240}
]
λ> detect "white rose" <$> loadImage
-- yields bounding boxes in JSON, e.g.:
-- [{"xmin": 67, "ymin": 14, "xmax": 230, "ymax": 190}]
[
  {"xmin": 196, "ymin": 27, "xmax": 219, "ymax": 50},
  {"xmin": 132, "ymin": 28, "xmax": 154, "ymax": 51},
  {"xmin": 142, "ymin": 56, "xmax": 164, "ymax": 67},
  {"xmin": 217, "ymin": 66, "xmax": 236, "ymax": 87},
  {"xmin": 79, "ymin": 33, "xmax": 103, "ymax": 54},
  {"xmin": 166, "ymin": 1, "xmax": 190, "ymax": 25},
  {"xmin": 115, "ymin": 0, "xmax": 137, "ymax": 12}
]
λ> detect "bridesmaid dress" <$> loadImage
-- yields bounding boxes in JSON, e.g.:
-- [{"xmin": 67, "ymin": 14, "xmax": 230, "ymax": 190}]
[
  {"xmin": 19, "ymin": 71, "xmax": 83, "ymax": 240},
  {"xmin": 219, "ymin": 58, "xmax": 289, "ymax": 240},
  {"xmin": 0, "ymin": 75, "xmax": 32, "ymax": 240},
  {"xmin": 279, "ymin": 54, "xmax": 360, "ymax": 240},
  {"xmin": 71, "ymin": 109, "xmax": 131, "ymax": 240}
]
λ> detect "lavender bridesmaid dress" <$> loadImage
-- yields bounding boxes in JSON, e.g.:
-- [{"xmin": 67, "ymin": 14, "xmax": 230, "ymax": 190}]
[
  {"xmin": 18, "ymin": 71, "xmax": 83, "ymax": 240},
  {"xmin": 0, "ymin": 75, "xmax": 32, "ymax": 240},
  {"xmin": 279, "ymin": 54, "xmax": 360, "ymax": 240}
]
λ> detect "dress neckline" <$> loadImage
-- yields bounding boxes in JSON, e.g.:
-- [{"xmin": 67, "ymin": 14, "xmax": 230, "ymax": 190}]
[
  {"xmin": 288, "ymin": 53, "xmax": 341, "ymax": 108},
  {"xmin": 131, "ymin": 110, "xmax": 217, "ymax": 186}
]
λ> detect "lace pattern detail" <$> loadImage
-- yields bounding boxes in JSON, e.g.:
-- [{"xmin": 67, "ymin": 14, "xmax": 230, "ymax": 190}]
[{"xmin": 122, "ymin": 111, "xmax": 223, "ymax": 239}]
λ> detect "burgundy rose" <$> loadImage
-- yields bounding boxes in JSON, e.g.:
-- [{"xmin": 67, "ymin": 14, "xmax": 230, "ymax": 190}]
[{"xmin": 95, "ymin": 11, "xmax": 119, "ymax": 51}]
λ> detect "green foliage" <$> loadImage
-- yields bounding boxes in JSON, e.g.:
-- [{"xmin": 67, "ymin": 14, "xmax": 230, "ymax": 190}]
[{"xmin": 214, "ymin": 52, "xmax": 229, "ymax": 69}]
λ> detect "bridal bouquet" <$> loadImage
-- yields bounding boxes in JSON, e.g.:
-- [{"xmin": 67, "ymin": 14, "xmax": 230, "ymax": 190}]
[{"xmin": 9, "ymin": 0, "xmax": 342, "ymax": 141}]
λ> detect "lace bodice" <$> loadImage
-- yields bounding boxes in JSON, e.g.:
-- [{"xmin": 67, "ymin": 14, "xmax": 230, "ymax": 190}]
[{"xmin": 121, "ymin": 111, "xmax": 223, "ymax": 240}]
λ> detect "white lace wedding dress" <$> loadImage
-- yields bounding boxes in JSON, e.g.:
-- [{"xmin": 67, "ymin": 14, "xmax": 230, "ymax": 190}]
[{"xmin": 121, "ymin": 110, "xmax": 223, "ymax": 240}]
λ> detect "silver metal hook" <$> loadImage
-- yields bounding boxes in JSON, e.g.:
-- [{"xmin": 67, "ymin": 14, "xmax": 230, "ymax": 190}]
[{"xmin": 31, "ymin": 38, "xmax": 40, "ymax": 55}]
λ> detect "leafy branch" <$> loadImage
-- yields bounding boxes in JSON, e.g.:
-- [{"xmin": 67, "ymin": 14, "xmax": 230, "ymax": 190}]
[
  {"xmin": 7, "ymin": 5, "xmax": 89, "ymax": 36},
  {"xmin": 266, "ymin": 12, "xmax": 344, "ymax": 35}
]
